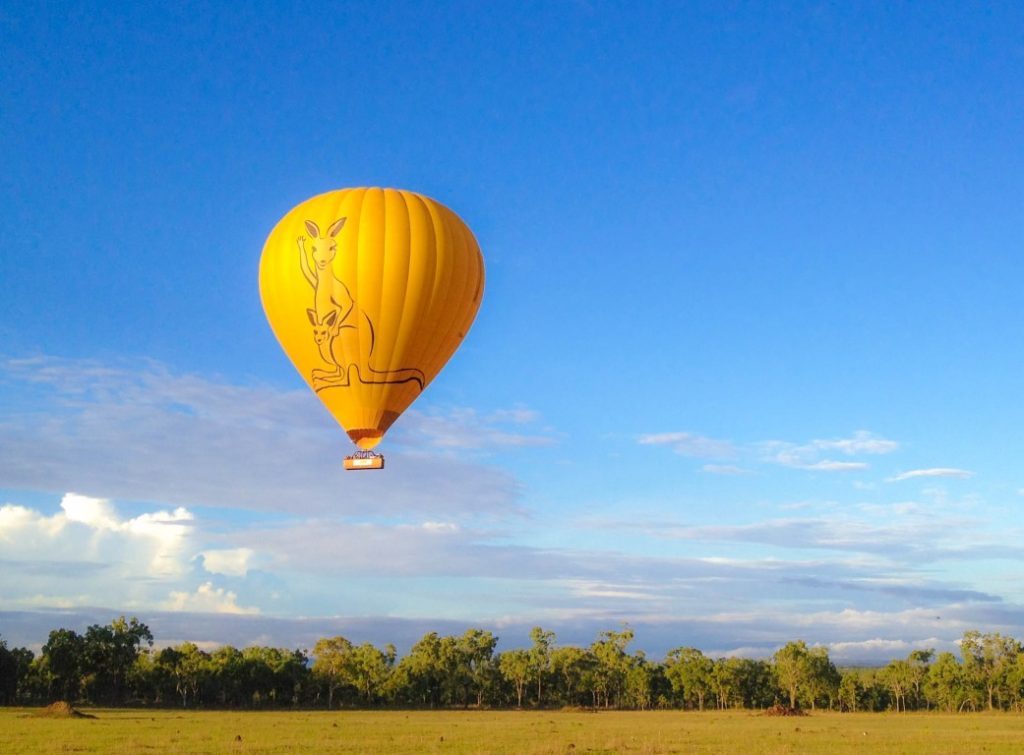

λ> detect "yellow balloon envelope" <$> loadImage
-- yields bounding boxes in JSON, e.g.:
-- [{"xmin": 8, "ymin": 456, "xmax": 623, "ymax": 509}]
[{"xmin": 259, "ymin": 188, "xmax": 485, "ymax": 450}]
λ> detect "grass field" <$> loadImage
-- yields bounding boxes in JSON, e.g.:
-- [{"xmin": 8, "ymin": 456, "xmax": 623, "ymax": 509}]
[{"xmin": 2, "ymin": 708, "xmax": 1023, "ymax": 754}]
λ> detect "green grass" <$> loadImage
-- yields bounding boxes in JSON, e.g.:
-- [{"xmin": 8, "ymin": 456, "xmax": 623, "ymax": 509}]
[{"xmin": 2, "ymin": 708, "xmax": 1023, "ymax": 754}]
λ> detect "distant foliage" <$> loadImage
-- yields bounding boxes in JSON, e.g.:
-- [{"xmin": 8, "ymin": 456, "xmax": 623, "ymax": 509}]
[{"xmin": 1, "ymin": 621, "xmax": 1023, "ymax": 712}]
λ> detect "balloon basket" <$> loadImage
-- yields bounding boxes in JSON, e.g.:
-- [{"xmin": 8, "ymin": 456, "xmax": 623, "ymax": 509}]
[{"xmin": 343, "ymin": 450, "xmax": 385, "ymax": 471}]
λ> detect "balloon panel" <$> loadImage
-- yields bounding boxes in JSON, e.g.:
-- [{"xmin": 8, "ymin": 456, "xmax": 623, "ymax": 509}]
[{"xmin": 259, "ymin": 188, "xmax": 484, "ymax": 449}]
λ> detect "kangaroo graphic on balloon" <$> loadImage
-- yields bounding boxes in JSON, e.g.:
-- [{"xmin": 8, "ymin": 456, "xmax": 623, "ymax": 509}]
[{"xmin": 298, "ymin": 217, "xmax": 425, "ymax": 392}]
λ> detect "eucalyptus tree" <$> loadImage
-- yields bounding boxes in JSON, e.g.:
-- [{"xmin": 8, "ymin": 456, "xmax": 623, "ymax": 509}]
[
  {"xmin": 528, "ymin": 627, "xmax": 555, "ymax": 706},
  {"xmin": 838, "ymin": 671, "xmax": 863, "ymax": 712},
  {"xmin": 926, "ymin": 652, "xmax": 967, "ymax": 712},
  {"xmin": 878, "ymin": 659, "xmax": 914, "ymax": 712},
  {"xmin": 42, "ymin": 628, "xmax": 86, "ymax": 702},
  {"xmin": 157, "ymin": 643, "xmax": 210, "ymax": 707},
  {"xmin": 550, "ymin": 645, "xmax": 595, "ymax": 707},
  {"xmin": 624, "ymin": 651, "xmax": 655, "ymax": 710},
  {"xmin": 772, "ymin": 640, "xmax": 811, "ymax": 708},
  {"xmin": 0, "ymin": 639, "xmax": 31, "ymax": 705},
  {"xmin": 349, "ymin": 642, "xmax": 396, "ymax": 705},
  {"xmin": 961, "ymin": 630, "xmax": 1021, "ymax": 711},
  {"xmin": 664, "ymin": 647, "xmax": 713, "ymax": 710},
  {"xmin": 711, "ymin": 657, "xmax": 744, "ymax": 710},
  {"xmin": 498, "ymin": 649, "xmax": 531, "ymax": 708},
  {"xmin": 82, "ymin": 616, "xmax": 153, "ymax": 704},
  {"xmin": 312, "ymin": 636, "xmax": 356, "ymax": 708},
  {"xmin": 803, "ymin": 647, "xmax": 840, "ymax": 710},
  {"xmin": 456, "ymin": 629, "xmax": 497, "ymax": 707},
  {"xmin": 208, "ymin": 646, "xmax": 246, "ymax": 707},
  {"xmin": 590, "ymin": 626, "xmax": 635, "ymax": 708}
]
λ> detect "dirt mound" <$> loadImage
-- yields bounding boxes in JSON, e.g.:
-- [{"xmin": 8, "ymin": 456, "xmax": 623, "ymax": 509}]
[
  {"xmin": 763, "ymin": 704, "xmax": 806, "ymax": 717},
  {"xmin": 35, "ymin": 701, "xmax": 96, "ymax": 719}
]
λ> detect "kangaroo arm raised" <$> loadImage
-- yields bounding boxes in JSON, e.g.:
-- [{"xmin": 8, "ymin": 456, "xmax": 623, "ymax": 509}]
[{"xmin": 298, "ymin": 237, "xmax": 316, "ymax": 287}]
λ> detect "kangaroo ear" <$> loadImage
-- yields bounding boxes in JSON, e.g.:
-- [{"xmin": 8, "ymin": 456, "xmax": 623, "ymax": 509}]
[
  {"xmin": 323, "ymin": 309, "xmax": 338, "ymax": 327},
  {"xmin": 304, "ymin": 220, "xmax": 321, "ymax": 238},
  {"xmin": 328, "ymin": 217, "xmax": 347, "ymax": 237},
  {"xmin": 307, "ymin": 308, "xmax": 319, "ymax": 326}
]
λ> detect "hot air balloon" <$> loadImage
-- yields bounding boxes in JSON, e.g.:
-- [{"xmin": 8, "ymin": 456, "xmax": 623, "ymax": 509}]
[{"xmin": 259, "ymin": 188, "xmax": 485, "ymax": 469}]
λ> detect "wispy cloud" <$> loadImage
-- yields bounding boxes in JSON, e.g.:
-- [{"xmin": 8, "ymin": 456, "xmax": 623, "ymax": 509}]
[
  {"xmin": 637, "ymin": 432, "xmax": 735, "ymax": 458},
  {"xmin": 392, "ymin": 407, "xmax": 557, "ymax": 450},
  {"xmin": 639, "ymin": 429, "xmax": 897, "ymax": 472},
  {"xmin": 762, "ymin": 431, "xmax": 898, "ymax": 471},
  {"xmin": 888, "ymin": 468, "xmax": 974, "ymax": 482},
  {"xmin": 701, "ymin": 464, "xmax": 752, "ymax": 476},
  {"xmin": 799, "ymin": 460, "xmax": 869, "ymax": 472},
  {"xmin": 0, "ymin": 356, "xmax": 525, "ymax": 516}
]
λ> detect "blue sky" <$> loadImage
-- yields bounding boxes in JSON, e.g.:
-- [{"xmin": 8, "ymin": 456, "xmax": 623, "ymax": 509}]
[{"xmin": 2, "ymin": 1, "xmax": 1023, "ymax": 662}]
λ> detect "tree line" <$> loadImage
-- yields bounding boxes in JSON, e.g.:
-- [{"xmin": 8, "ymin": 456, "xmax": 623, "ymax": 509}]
[{"xmin": 2, "ymin": 619, "xmax": 1024, "ymax": 712}]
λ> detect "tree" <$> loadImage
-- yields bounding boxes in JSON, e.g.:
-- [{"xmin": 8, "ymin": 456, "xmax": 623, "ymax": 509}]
[
  {"xmin": 879, "ymin": 659, "xmax": 914, "ymax": 712},
  {"xmin": 42, "ymin": 628, "xmax": 86, "ymax": 702},
  {"xmin": 733, "ymin": 658, "xmax": 777, "ymax": 709},
  {"xmin": 312, "ymin": 636, "xmax": 355, "ymax": 708},
  {"xmin": 157, "ymin": 643, "xmax": 210, "ymax": 707},
  {"xmin": 711, "ymin": 657, "xmax": 744, "ymax": 710},
  {"xmin": 590, "ymin": 626, "xmax": 634, "ymax": 708},
  {"xmin": 208, "ymin": 646, "xmax": 245, "ymax": 706},
  {"xmin": 528, "ymin": 627, "xmax": 555, "ymax": 706},
  {"xmin": 926, "ymin": 652, "xmax": 966, "ymax": 712},
  {"xmin": 350, "ymin": 642, "xmax": 395, "ymax": 705},
  {"xmin": 499, "ymin": 649, "xmax": 531, "ymax": 708},
  {"xmin": 1005, "ymin": 651, "xmax": 1024, "ymax": 712},
  {"xmin": 247, "ymin": 646, "xmax": 308, "ymax": 707},
  {"xmin": 456, "ymin": 629, "xmax": 497, "ymax": 707},
  {"xmin": 550, "ymin": 646, "xmax": 594, "ymax": 707},
  {"xmin": 838, "ymin": 671, "xmax": 862, "ymax": 712},
  {"xmin": 802, "ymin": 647, "xmax": 839, "ymax": 710},
  {"xmin": 772, "ymin": 640, "xmax": 811, "ymax": 709},
  {"xmin": 664, "ymin": 647, "xmax": 713, "ymax": 710},
  {"xmin": 907, "ymin": 649, "xmax": 934, "ymax": 710},
  {"xmin": 0, "ymin": 639, "xmax": 31, "ymax": 705},
  {"xmin": 82, "ymin": 616, "xmax": 153, "ymax": 704},
  {"xmin": 624, "ymin": 652, "xmax": 655, "ymax": 710},
  {"xmin": 961, "ymin": 630, "xmax": 1020, "ymax": 711}
]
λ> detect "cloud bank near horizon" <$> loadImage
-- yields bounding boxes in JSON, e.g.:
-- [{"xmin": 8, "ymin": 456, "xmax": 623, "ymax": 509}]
[
  {"xmin": 2, "ymin": 356, "xmax": 1022, "ymax": 666},
  {"xmin": 2, "ymin": 488, "xmax": 1021, "ymax": 665}
]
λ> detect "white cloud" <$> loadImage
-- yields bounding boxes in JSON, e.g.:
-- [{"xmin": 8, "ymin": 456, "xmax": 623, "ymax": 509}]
[
  {"xmin": 637, "ymin": 432, "xmax": 735, "ymax": 459},
  {"xmin": 815, "ymin": 431, "xmax": 900, "ymax": 455},
  {"xmin": 200, "ymin": 548, "xmax": 256, "ymax": 577},
  {"xmin": 62, "ymin": 493, "xmax": 121, "ymax": 530},
  {"xmin": 800, "ymin": 460, "xmax": 869, "ymax": 472},
  {"xmin": 701, "ymin": 464, "xmax": 752, "ymax": 476},
  {"xmin": 0, "ymin": 493, "xmax": 193, "ymax": 579},
  {"xmin": 762, "ymin": 431, "xmax": 897, "ymax": 471},
  {"xmin": 0, "ymin": 492, "xmax": 205, "ymax": 612},
  {"xmin": 393, "ymin": 407, "xmax": 556, "ymax": 450},
  {"xmin": 564, "ymin": 580, "xmax": 661, "ymax": 601},
  {"xmin": 888, "ymin": 468, "xmax": 974, "ymax": 482},
  {"xmin": 0, "ymin": 504, "xmax": 65, "ymax": 539},
  {"xmin": 165, "ymin": 582, "xmax": 259, "ymax": 615},
  {"xmin": 640, "ymin": 430, "xmax": 896, "ymax": 471}
]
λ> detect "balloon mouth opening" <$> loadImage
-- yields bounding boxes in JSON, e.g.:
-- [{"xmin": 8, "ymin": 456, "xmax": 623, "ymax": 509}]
[
  {"xmin": 349, "ymin": 430, "xmax": 384, "ymax": 450},
  {"xmin": 347, "ymin": 412, "xmax": 400, "ymax": 450}
]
